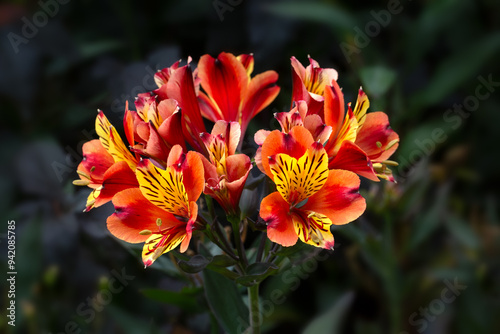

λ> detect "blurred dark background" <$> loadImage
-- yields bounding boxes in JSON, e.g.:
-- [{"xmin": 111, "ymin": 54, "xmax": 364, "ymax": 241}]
[{"xmin": 1, "ymin": 0, "xmax": 499, "ymax": 333}]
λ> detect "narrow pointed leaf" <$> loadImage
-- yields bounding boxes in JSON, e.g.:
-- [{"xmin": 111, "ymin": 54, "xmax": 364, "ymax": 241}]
[{"xmin": 203, "ymin": 269, "xmax": 248, "ymax": 333}]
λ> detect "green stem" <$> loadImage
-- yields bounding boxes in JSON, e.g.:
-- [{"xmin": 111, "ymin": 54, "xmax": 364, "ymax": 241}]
[
  {"xmin": 248, "ymin": 284, "xmax": 261, "ymax": 334},
  {"xmin": 228, "ymin": 215, "xmax": 249, "ymax": 268},
  {"xmin": 204, "ymin": 194, "xmax": 216, "ymax": 221},
  {"xmin": 213, "ymin": 219, "xmax": 240, "ymax": 261},
  {"xmin": 198, "ymin": 215, "xmax": 239, "ymax": 262},
  {"xmin": 255, "ymin": 232, "xmax": 266, "ymax": 263},
  {"xmin": 264, "ymin": 243, "xmax": 280, "ymax": 263}
]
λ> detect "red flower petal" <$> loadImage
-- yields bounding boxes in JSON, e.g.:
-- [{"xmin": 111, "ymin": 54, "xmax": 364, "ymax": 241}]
[
  {"xmin": 167, "ymin": 65, "xmax": 207, "ymax": 153},
  {"xmin": 240, "ymin": 70, "xmax": 280, "ymax": 135},
  {"xmin": 260, "ymin": 126, "xmax": 314, "ymax": 179},
  {"xmin": 107, "ymin": 188, "xmax": 181, "ymax": 243},
  {"xmin": 254, "ymin": 129, "xmax": 271, "ymax": 146},
  {"xmin": 180, "ymin": 201, "xmax": 198, "ymax": 253},
  {"xmin": 123, "ymin": 101, "xmax": 135, "ymax": 147},
  {"xmin": 93, "ymin": 161, "xmax": 139, "ymax": 208},
  {"xmin": 143, "ymin": 122, "xmax": 172, "ymax": 164},
  {"xmin": 328, "ymin": 141, "xmax": 379, "ymax": 182},
  {"xmin": 157, "ymin": 106, "xmax": 185, "ymax": 150},
  {"xmin": 167, "ymin": 145, "xmax": 205, "ymax": 203},
  {"xmin": 78, "ymin": 139, "xmax": 114, "ymax": 187},
  {"xmin": 198, "ymin": 92, "xmax": 223, "ymax": 123},
  {"xmin": 355, "ymin": 112, "xmax": 399, "ymax": 162},
  {"xmin": 302, "ymin": 169, "xmax": 366, "ymax": 225},
  {"xmin": 198, "ymin": 52, "xmax": 248, "ymax": 122},
  {"xmin": 260, "ymin": 192, "xmax": 298, "ymax": 247},
  {"xmin": 237, "ymin": 53, "xmax": 254, "ymax": 76},
  {"xmin": 211, "ymin": 121, "xmax": 241, "ymax": 156},
  {"xmin": 324, "ymin": 82, "xmax": 345, "ymax": 138}
]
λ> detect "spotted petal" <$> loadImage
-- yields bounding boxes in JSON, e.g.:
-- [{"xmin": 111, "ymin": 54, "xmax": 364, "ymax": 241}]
[
  {"xmin": 353, "ymin": 87, "xmax": 369, "ymax": 130},
  {"xmin": 96, "ymin": 111, "xmax": 137, "ymax": 170},
  {"xmin": 142, "ymin": 226, "xmax": 186, "ymax": 267},
  {"xmin": 269, "ymin": 142, "xmax": 328, "ymax": 205},
  {"xmin": 293, "ymin": 211, "xmax": 335, "ymax": 249},
  {"xmin": 136, "ymin": 159, "xmax": 190, "ymax": 217}
]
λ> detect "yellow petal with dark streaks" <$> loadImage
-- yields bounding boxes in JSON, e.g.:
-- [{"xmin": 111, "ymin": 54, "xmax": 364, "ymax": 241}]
[
  {"xmin": 142, "ymin": 232, "xmax": 186, "ymax": 267},
  {"xmin": 269, "ymin": 142, "xmax": 329, "ymax": 205},
  {"xmin": 84, "ymin": 187, "xmax": 101, "ymax": 212},
  {"xmin": 330, "ymin": 109, "xmax": 359, "ymax": 156},
  {"xmin": 353, "ymin": 88, "xmax": 370, "ymax": 130},
  {"xmin": 108, "ymin": 129, "xmax": 137, "ymax": 170},
  {"xmin": 136, "ymin": 161, "xmax": 189, "ymax": 217},
  {"xmin": 95, "ymin": 111, "xmax": 136, "ymax": 169},
  {"xmin": 139, "ymin": 102, "xmax": 163, "ymax": 130},
  {"xmin": 293, "ymin": 211, "xmax": 334, "ymax": 249}
]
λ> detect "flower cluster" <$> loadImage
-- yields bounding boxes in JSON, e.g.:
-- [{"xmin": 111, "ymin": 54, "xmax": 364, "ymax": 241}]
[{"xmin": 75, "ymin": 53, "xmax": 398, "ymax": 267}]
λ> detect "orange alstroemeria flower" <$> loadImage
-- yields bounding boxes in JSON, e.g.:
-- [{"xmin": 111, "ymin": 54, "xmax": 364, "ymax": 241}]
[
  {"xmin": 146, "ymin": 58, "xmax": 208, "ymax": 155},
  {"xmin": 166, "ymin": 64, "xmax": 208, "ymax": 154},
  {"xmin": 153, "ymin": 57, "xmax": 201, "ymax": 101},
  {"xmin": 198, "ymin": 121, "xmax": 252, "ymax": 215},
  {"xmin": 324, "ymin": 85, "xmax": 400, "ymax": 182},
  {"xmin": 126, "ymin": 96, "xmax": 186, "ymax": 165},
  {"xmin": 259, "ymin": 126, "xmax": 366, "ymax": 249},
  {"xmin": 254, "ymin": 100, "xmax": 332, "ymax": 174},
  {"xmin": 107, "ymin": 145, "xmax": 205, "ymax": 267},
  {"xmin": 198, "ymin": 52, "xmax": 280, "ymax": 144},
  {"xmin": 75, "ymin": 111, "xmax": 139, "ymax": 211},
  {"xmin": 290, "ymin": 57, "xmax": 399, "ymax": 181},
  {"xmin": 291, "ymin": 56, "xmax": 339, "ymax": 119}
]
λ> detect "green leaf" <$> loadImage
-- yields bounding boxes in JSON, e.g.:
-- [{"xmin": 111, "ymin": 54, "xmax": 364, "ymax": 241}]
[
  {"xmin": 203, "ymin": 269, "xmax": 249, "ymax": 334},
  {"xmin": 236, "ymin": 262, "xmax": 279, "ymax": 286},
  {"xmin": 197, "ymin": 242, "xmax": 239, "ymax": 278},
  {"xmin": 170, "ymin": 250, "xmax": 191, "ymax": 261},
  {"xmin": 243, "ymin": 173, "xmax": 266, "ymax": 190},
  {"xmin": 141, "ymin": 287, "xmax": 205, "ymax": 313},
  {"xmin": 143, "ymin": 252, "xmax": 185, "ymax": 279},
  {"xmin": 211, "ymin": 254, "xmax": 238, "ymax": 267},
  {"xmin": 262, "ymin": 2, "xmax": 355, "ymax": 31},
  {"xmin": 302, "ymin": 292, "xmax": 355, "ymax": 334},
  {"xmin": 359, "ymin": 66, "xmax": 397, "ymax": 98},
  {"xmin": 178, "ymin": 254, "xmax": 211, "ymax": 273}
]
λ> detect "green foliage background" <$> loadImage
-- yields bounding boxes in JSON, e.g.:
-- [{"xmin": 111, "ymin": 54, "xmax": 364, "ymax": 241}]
[{"xmin": 1, "ymin": 0, "xmax": 499, "ymax": 333}]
